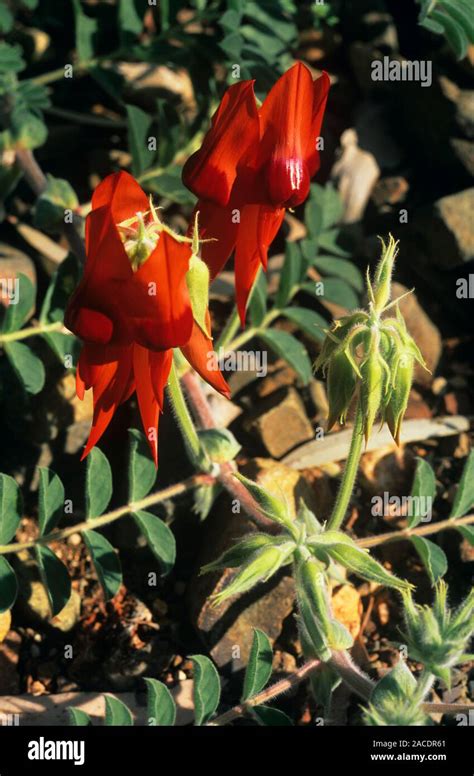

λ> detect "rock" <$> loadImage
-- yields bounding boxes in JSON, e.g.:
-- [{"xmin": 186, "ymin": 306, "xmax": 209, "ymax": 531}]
[
  {"xmin": 256, "ymin": 364, "xmax": 297, "ymax": 398},
  {"xmin": 451, "ymin": 139, "xmax": 474, "ymax": 177},
  {"xmin": 0, "ymin": 629, "xmax": 21, "ymax": 694},
  {"xmin": 371, "ymin": 176, "xmax": 409, "ymax": 210},
  {"xmin": 243, "ymin": 386, "xmax": 314, "ymax": 458},
  {"xmin": 0, "ymin": 611, "xmax": 11, "ymax": 643},
  {"xmin": 17, "ymin": 552, "xmax": 80, "ymax": 630},
  {"xmin": 330, "ymin": 585, "xmax": 362, "ymax": 640},
  {"xmin": 115, "ymin": 63, "xmax": 197, "ymax": 119},
  {"xmin": 391, "ymin": 282, "xmax": 442, "ymax": 385},
  {"xmin": 423, "ymin": 189, "xmax": 474, "ymax": 268},
  {"xmin": 189, "ymin": 460, "xmax": 322, "ymax": 668},
  {"xmin": 331, "ymin": 128, "xmax": 380, "ymax": 223}
]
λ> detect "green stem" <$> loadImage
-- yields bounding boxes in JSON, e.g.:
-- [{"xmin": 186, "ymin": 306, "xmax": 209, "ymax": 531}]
[
  {"xmin": 0, "ymin": 474, "xmax": 210, "ymax": 556},
  {"xmin": 30, "ymin": 58, "xmax": 102, "ymax": 86},
  {"xmin": 327, "ymin": 401, "xmax": 364, "ymax": 531},
  {"xmin": 0, "ymin": 321, "xmax": 65, "ymax": 345},
  {"xmin": 215, "ymin": 305, "xmax": 241, "ymax": 351},
  {"xmin": 167, "ymin": 356, "xmax": 209, "ymax": 471}
]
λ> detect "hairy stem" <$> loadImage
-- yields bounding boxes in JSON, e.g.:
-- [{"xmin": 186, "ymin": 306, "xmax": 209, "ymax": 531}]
[
  {"xmin": 167, "ymin": 358, "xmax": 209, "ymax": 471},
  {"xmin": 0, "ymin": 474, "xmax": 211, "ymax": 556},
  {"xmin": 0, "ymin": 321, "xmax": 65, "ymax": 345},
  {"xmin": 327, "ymin": 402, "xmax": 364, "ymax": 530},
  {"xmin": 357, "ymin": 513, "xmax": 474, "ymax": 549}
]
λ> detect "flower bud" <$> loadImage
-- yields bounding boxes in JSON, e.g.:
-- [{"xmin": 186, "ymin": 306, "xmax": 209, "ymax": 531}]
[
  {"xmin": 326, "ymin": 350, "xmax": 357, "ymax": 430},
  {"xmin": 211, "ymin": 541, "xmax": 296, "ymax": 606},
  {"xmin": 360, "ymin": 339, "xmax": 385, "ymax": 443},
  {"xmin": 295, "ymin": 553, "xmax": 333, "ymax": 660},
  {"xmin": 385, "ymin": 351, "xmax": 414, "ymax": 445},
  {"xmin": 373, "ymin": 234, "xmax": 398, "ymax": 314},
  {"xmin": 186, "ymin": 248, "xmax": 211, "ymax": 337}
]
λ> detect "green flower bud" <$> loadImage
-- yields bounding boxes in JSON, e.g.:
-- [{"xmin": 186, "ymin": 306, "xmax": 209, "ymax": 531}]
[
  {"xmin": 186, "ymin": 252, "xmax": 211, "ymax": 337},
  {"xmin": 385, "ymin": 351, "xmax": 414, "ymax": 445},
  {"xmin": 360, "ymin": 345, "xmax": 385, "ymax": 443},
  {"xmin": 372, "ymin": 234, "xmax": 399, "ymax": 314},
  {"xmin": 295, "ymin": 553, "xmax": 333, "ymax": 660},
  {"xmin": 362, "ymin": 660, "xmax": 431, "ymax": 726},
  {"xmin": 326, "ymin": 349, "xmax": 357, "ymax": 430},
  {"xmin": 211, "ymin": 541, "xmax": 296, "ymax": 606},
  {"xmin": 400, "ymin": 582, "xmax": 474, "ymax": 686}
]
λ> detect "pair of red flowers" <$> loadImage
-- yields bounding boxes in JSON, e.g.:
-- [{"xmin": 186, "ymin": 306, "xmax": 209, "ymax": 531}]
[{"xmin": 65, "ymin": 63, "xmax": 330, "ymax": 465}]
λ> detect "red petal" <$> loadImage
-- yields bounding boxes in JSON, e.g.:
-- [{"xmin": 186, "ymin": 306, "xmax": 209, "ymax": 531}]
[
  {"xmin": 81, "ymin": 345, "xmax": 134, "ymax": 459},
  {"xmin": 133, "ymin": 344, "xmax": 160, "ymax": 465},
  {"xmin": 305, "ymin": 71, "xmax": 330, "ymax": 178},
  {"xmin": 182, "ymin": 81, "xmax": 259, "ymax": 207},
  {"xmin": 74, "ymin": 308, "xmax": 114, "ymax": 344},
  {"xmin": 196, "ymin": 198, "xmax": 240, "ymax": 279},
  {"xmin": 131, "ymin": 230, "xmax": 194, "ymax": 350},
  {"xmin": 234, "ymin": 205, "xmax": 284, "ymax": 324},
  {"xmin": 259, "ymin": 62, "xmax": 315, "ymax": 208},
  {"xmin": 91, "ymin": 170, "xmax": 149, "ymax": 225},
  {"xmin": 149, "ymin": 348, "xmax": 173, "ymax": 409},
  {"xmin": 180, "ymin": 320, "xmax": 230, "ymax": 398}
]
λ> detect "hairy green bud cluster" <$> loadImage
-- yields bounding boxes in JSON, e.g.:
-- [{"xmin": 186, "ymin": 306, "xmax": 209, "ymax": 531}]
[
  {"xmin": 400, "ymin": 582, "xmax": 474, "ymax": 686},
  {"xmin": 315, "ymin": 235, "xmax": 428, "ymax": 443},
  {"xmin": 363, "ymin": 661, "xmax": 431, "ymax": 727}
]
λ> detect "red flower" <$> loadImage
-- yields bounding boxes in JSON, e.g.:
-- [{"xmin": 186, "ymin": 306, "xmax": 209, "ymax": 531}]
[
  {"xmin": 183, "ymin": 62, "xmax": 330, "ymax": 324},
  {"xmin": 65, "ymin": 171, "xmax": 229, "ymax": 466}
]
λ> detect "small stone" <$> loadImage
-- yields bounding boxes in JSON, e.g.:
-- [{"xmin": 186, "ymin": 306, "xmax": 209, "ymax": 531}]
[
  {"xmin": 331, "ymin": 585, "xmax": 362, "ymax": 639},
  {"xmin": 256, "ymin": 365, "xmax": 296, "ymax": 398},
  {"xmin": 432, "ymin": 376, "xmax": 448, "ymax": 396},
  {"xmin": 429, "ymin": 189, "xmax": 474, "ymax": 268},
  {"xmin": 0, "ymin": 611, "xmax": 11, "ymax": 643},
  {"xmin": 272, "ymin": 650, "xmax": 297, "ymax": 674},
  {"xmin": 243, "ymin": 386, "xmax": 314, "ymax": 458},
  {"xmin": 0, "ymin": 630, "xmax": 21, "ymax": 694},
  {"xmin": 371, "ymin": 176, "xmax": 409, "ymax": 209}
]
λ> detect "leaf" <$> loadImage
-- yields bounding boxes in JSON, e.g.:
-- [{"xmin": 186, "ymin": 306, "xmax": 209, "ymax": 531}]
[
  {"xmin": 133, "ymin": 511, "xmax": 176, "ymax": 576},
  {"xmin": 0, "ymin": 556, "xmax": 18, "ymax": 612},
  {"xmin": 1, "ymin": 273, "xmax": 35, "ymax": 332},
  {"xmin": 430, "ymin": 9, "xmax": 469, "ymax": 59},
  {"xmin": 233, "ymin": 473, "xmax": 290, "ymax": 528},
  {"xmin": 69, "ymin": 707, "xmax": 92, "ymax": 726},
  {"xmin": 86, "ymin": 448, "xmax": 112, "ymax": 518},
  {"xmin": 145, "ymin": 678, "xmax": 176, "ymax": 726},
  {"xmin": 280, "ymin": 307, "xmax": 327, "ymax": 343},
  {"xmin": 410, "ymin": 536, "xmax": 448, "ymax": 585},
  {"xmin": 4, "ymin": 342, "xmax": 45, "ymax": 394},
  {"xmin": 242, "ymin": 629, "xmax": 273, "ymax": 701},
  {"xmin": 193, "ymin": 482, "xmax": 222, "ymax": 521},
  {"xmin": 71, "ymin": 0, "xmax": 98, "ymax": 62},
  {"xmin": 35, "ymin": 545, "xmax": 71, "ymax": 617},
  {"xmin": 144, "ymin": 165, "xmax": 196, "ymax": 206},
  {"xmin": 0, "ymin": 41, "xmax": 24, "ymax": 73},
  {"xmin": 312, "ymin": 257, "xmax": 364, "ymax": 292},
  {"xmin": 83, "ymin": 530, "xmax": 122, "ymax": 600},
  {"xmin": 450, "ymin": 450, "xmax": 474, "ymax": 518},
  {"xmin": 201, "ymin": 533, "xmax": 278, "ymax": 574},
  {"xmin": 305, "ymin": 197, "xmax": 324, "ymax": 238},
  {"xmin": 303, "ymin": 277, "xmax": 359, "ymax": 310},
  {"xmin": 118, "ymin": 0, "xmax": 144, "ymax": 39},
  {"xmin": 276, "ymin": 242, "xmax": 302, "ymax": 307},
  {"xmin": 104, "ymin": 696, "xmax": 134, "ymax": 726},
  {"xmin": 317, "ymin": 229, "xmax": 351, "ymax": 257},
  {"xmin": 38, "ymin": 468, "xmax": 65, "ymax": 536},
  {"xmin": 197, "ymin": 428, "xmax": 241, "ymax": 463},
  {"xmin": 191, "ymin": 655, "xmax": 221, "ymax": 725},
  {"xmin": 371, "ymin": 659, "xmax": 417, "ymax": 706},
  {"xmin": 457, "ymin": 525, "xmax": 474, "ymax": 546},
  {"xmin": 0, "ymin": 473, "xmax": 22, "ymax": 544},
  {"xmin": 322, "ymin": 542, "xmax": 410, "ymax": 591},
  {"xmin": 40, "ymin": 253, "xmax": 80, "ymax": 324},
  {"xmin": 253, "ymin": 705, "xmax": 293, "ymax": 726},
  {"xmin": 128, "ymin": 429, "xmax": 156, "ymax": 501},
  {"xmin": 259, "ymin": 329, "xmax": 312, "ymax": 385},
  {"xmin": 248, "ymin": 270, "xmax": 267, "ymax": 327},
  {"xmin": 126, "ymin": 104, "xmax": 154, "ymax": 178},
  {"xmin": 408, "ymin": 457, "xmax": 436, "ymax": 529},
  {"xmin": 33, "ymin": 175, "xmax": 78, "ymax": 232}
]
